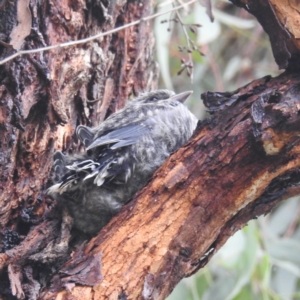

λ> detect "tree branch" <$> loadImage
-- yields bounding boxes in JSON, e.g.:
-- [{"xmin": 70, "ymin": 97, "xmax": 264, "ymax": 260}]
[
  {"xmin": 37, "ymin": 72, "xmax": 300, "ymax": 299},
  {"xmin": 0, "ymin": 0, "xmax": 197, "ymax": 65},
  {"xmin": 2, "ymin": 0, "xmax": 300, "ymax": 299}
]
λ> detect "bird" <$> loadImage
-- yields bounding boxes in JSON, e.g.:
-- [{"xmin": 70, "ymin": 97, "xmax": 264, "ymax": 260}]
[{"xmin": 48, "ymin": 90, "xmax": 198, "ymax": 235}]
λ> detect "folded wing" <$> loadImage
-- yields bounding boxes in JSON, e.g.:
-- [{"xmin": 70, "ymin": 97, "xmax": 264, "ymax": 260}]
[
  {"xmin": 52, "ymin": 122, "xmax": 151, "ymax": 193},
  {"xmin": 86, "ymin": 123, "xmax": 149, "ymax": 150}
]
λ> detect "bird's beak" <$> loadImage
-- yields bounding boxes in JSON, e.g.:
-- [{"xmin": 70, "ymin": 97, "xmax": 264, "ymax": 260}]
[{"xmin": 169, "ymin": 91, "xmax": 193, "ymax": 103}]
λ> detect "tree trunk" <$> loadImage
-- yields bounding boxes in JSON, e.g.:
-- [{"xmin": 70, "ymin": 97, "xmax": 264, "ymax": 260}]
[
  {"xmin": 0, "ymin": 0, "xmax": 157, "ymax": 298},
  {"xmin": 1, "ymin": 0, "xmax": 300, "ymax": 299},
  {"xmin": 0, "ymin": 0, "xmax": 157, "ymax": 237}
]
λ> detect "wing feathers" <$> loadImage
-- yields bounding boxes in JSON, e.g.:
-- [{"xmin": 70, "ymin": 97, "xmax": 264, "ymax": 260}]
[
  {"xmin": 51, "ymin": 123, "xmax": 148, "ymax": 194},
  {"xmin": 87, "ymin": 124, "xmax": 149, "ymax": 150},
  {"xmin": 76, "ymin": 125, "xmax": 94, "ymax": 147}
]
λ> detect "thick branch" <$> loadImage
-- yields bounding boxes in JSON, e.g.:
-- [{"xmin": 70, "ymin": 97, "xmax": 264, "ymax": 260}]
[
  {"xmin": 231, "ymin": 0, "xmax": 300, "ymax": 70},
  {"xmin": 36, "ymin": 72, "xmax": 300, "ymax": 299},
  {"xmin": 2, "ymin": 0, "xmax": 300, "ymax": 299}
]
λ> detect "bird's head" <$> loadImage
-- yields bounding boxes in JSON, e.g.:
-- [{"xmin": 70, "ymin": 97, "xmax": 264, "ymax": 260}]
[{"xmin": 132, "ymin": 89, "xmax": 192, "ymax": 104}]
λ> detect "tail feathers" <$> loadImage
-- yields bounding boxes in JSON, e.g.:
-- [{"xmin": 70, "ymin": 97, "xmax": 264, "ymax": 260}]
[
  {"xmin": 50, "ymin": 147, "xmax": 133, "ymax": 194},
  {"xmin": 52, "ymin": 156, "xmax": 117, "ymax": 193},
  {"xmin": 66, "ymin": 160, "xmax": 99, "ymax": 172},
  {"xmin": 47, "ymin": 183, "xmax": 62, "ymax": 196},
  {"xmin": 94, "ymin": 164, "xmax": 110, "ymax": 186}
]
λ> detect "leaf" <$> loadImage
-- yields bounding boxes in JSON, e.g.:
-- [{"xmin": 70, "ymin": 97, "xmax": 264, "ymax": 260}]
[
  {"xmin": 202, "ymin": 273, "xmax": 238, "ymax": 300},
  {"xmin": 265, "ymin": 238, "xmax": 300, "ymax": 265},
  {"xmin": 154, "ymin": 4, "xmax": 174, "ymax": 90},
  {"xmin": 268, "ymin": 196, "xmax": 300, "ymax": 236},
  {"xmin": 214, "ymin": 10, "xmax": 256, "ymax": 29},
  {"xmin": 167, "ymin": 278, "xmax": 193, "ymax": 300},
  {"xmin": 198, "ymin": 0, "xmax": 214, "ymax": 22},
  {"xmin": 272, "ymin": 266, "xmax": 299, "ymax": 297},
  {"xmin": 195, "ymin": 3, "xmax": 221, "ymax": 45},
  {"xmin": 224, "ymin": 221, "xmax": 259, "ymax": 300}
]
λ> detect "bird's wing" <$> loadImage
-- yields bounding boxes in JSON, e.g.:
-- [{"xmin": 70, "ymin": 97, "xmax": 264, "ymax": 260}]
[
  {"xmin": 92, "ymin": 102, "xmax": 161, "ymax": 138},
  {"xmin": 76, "ymin": 125, "xmax": 94, "ymax": 147},
  {"xmin": 86, "ymin": 123, "xmax": 150, "ymax": 150},
  {"xmin": 53, "ymin": 151, "xmax": 68, "ymax": 181},
  {"xmin": 50, "ymin": 120, "xmax": 154, "ymax": 193}
]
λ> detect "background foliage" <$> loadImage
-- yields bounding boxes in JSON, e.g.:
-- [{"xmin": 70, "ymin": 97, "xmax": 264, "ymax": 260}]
[{"xmin": 154, "ymin": 1, "xmax": 300, "ymax": 299}]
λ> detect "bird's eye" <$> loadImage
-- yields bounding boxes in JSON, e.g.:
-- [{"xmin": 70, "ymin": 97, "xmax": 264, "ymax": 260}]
[{"xmin": 149, "ymin": 96, "xmax": 158, "ymax": 101}]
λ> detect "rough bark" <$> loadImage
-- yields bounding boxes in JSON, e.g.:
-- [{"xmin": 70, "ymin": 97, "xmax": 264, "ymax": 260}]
[
  {"xmin": 231, "ymin": 0, "xmax": 300, "ymax": 70},
  {"xmin": 35, "ymin": 72, "xmax": 300, "ymax": 299},
  {"xmin": 0, "ymin": 0, "xmax": 158, "ymax": 298},
  {"xmin": 1, "ymin": 0, "xmax": 300, "ymax": 299},
  {"xmin": 0, "ymin": 1, "xmax": 157, "ymax": 231}
]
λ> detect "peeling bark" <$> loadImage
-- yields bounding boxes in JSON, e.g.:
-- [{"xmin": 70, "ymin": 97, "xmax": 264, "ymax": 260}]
[
  {"xmin": 1, "ymin": 0, "xmax": 300, "ymax": 299},
  {"xmin": 0, "ymin": 0, "xmax": 158, "ymax": 298},
  {"xmin": 39, "ymin": 72, "xmax": 300, "ymax": 299},
  {"xmin": 0, "ymin": 0, "xmax": 158, "ymax": 230}
]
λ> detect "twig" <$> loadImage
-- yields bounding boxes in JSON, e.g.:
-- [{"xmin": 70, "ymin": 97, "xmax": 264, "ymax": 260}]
[
  {"xmin": 174, "ymin": 8, "xmax": 194, "ymax": 80},
  {"xmin": 0, "ymin": 0, "xmax": 197, "ymax": 65}
]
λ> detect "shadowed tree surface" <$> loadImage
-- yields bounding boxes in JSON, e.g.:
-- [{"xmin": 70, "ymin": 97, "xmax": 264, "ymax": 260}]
[{"xmin": 0, "ymin": 0, "xmax": 300, "ymax": 299}]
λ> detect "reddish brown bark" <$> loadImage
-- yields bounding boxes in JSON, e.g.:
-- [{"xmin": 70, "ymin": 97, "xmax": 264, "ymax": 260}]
[
  {"xmin": 34, "ymin": 72, "xmax": 300, "ymax": 300},
  {"xmin": 231, "ymin": 0, "xmax": 300, "ymax": 70},
  {"xmin": 0, "ymin": 0, "xmax": 158, "ymax": 298},
  {"xmin": 0, "ymin": 0, "xmax": 157, "ymax": 230},
  {"xmin": 1, "ymin": 0, "xmax": 300, "ymax": 299}
]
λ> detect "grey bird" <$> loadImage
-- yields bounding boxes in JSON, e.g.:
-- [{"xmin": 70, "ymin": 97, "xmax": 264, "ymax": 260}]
[{"xmin": 48, "ymin": 90, "xmax": 198, "ymax": 235}]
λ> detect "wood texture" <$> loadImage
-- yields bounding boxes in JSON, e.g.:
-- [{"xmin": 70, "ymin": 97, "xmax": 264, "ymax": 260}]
[
  {"xmin": 1, "ymin": 0, "xmax": 300, "ymax": 299},
  {"xmin": 231, "ymin": 0, "xmax": 300, "ymax": 70},
  {"xmin": 0, "ymin": 0, "xmax": 157, "ymax": 230},
  {"xmin": 0, "ymin": 1, "xmax": 158, "ymax": 298},
  {"xmin": 38, "ymin": 72, "xmax": 300, "ymax": 299}
]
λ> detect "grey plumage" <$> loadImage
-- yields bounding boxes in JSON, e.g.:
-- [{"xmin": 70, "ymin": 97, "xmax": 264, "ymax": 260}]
[{"xmin": 48, "ymin": 90, "xmax": 198, "ymax": 235}]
